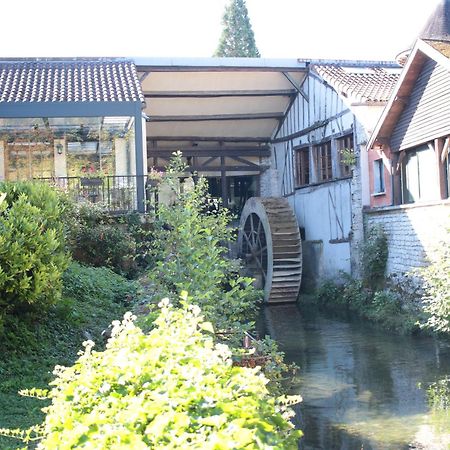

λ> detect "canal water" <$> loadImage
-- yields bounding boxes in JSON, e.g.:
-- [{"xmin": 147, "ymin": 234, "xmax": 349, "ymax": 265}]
[{"xmin": 262, "ymin": 304, "xmax": 450, "ymax": 450}]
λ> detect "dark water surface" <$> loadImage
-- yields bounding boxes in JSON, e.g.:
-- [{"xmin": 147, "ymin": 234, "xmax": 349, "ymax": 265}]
[{"xmin": 262, "ymin": 304, "xmax": 450, "ymax": 450}]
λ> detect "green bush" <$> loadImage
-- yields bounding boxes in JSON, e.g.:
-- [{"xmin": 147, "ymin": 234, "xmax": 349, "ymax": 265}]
[
  {"xmin": 314, "ymin": 278, "xmax": 418, "ymax": 334},
  {"xmin": 0, "ymin": 181, "xmax": 70, "ymax": 321},
  {"xmin": 144, "ymin": 156, "xmax": 293, "ymax": 391},
  {"xmin": 362, "ymin": 225, "xmax": 388, "ymax": 289},
  {"xmin": 65, "ymin": 202, "xmax": 138, "ymax": 277},
  {"xmin": 3, "ymin": 300, "xmax": 301, "ymax": 449},
  {"xmin": 419, "ymin": 235, "xmax": 450, "ymax": 334},
  {"xmin": 315, "ymin": 280, "xmax": 345, "ymax": 307},
  {"xmin": 148, "ymin": 157, "xmax": 261, "ymax": 333},
  {"xmin": 427, "ymin": 376, "xmax": 450, "ymax": 412}
]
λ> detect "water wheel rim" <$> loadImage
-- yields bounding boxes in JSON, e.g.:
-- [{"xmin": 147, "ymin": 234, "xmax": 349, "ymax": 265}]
[
  {"xmin": 238, "ymin": 198, "xmax": 274, "ymax": 301},
  {"xmin": 238, "ymin": 197, "xmax": 302, "ymax": 303}
]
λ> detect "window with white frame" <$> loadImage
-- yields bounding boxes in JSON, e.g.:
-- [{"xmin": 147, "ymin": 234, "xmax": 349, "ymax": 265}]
[
  {"xmin": 373, "ymin": 159, "xmax": 385, "ymax": 194},
  {"xmin": 401, "ymin": 144, "xmax": 435, "ymax": 204}
]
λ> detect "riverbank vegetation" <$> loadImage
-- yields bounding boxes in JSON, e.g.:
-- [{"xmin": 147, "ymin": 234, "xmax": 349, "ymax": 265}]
[
  {"xmin": 310, "ymin": 225, "xmax": 450, "ymax": 337},
  {"xmin": 0, "ymin": 262, "xmax": 136, "ymax": 449},
  {"xmin": 0, "ymin": 183, "xmax": 138, "ymax": 450},
  {"xmin": 0, "ymin": 163, "xmax": 301, "ymax": 449}
]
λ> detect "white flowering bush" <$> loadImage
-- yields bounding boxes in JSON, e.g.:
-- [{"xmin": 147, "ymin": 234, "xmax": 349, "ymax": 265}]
[{"xmin": 2, "ymin": 297, "xmax": 301, "ymax": 449}]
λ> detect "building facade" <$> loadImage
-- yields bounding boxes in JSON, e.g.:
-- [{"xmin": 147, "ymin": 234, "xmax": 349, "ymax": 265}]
[
  {"xmin": 366, "ymin": 1, "xmax": 450, "ymax": 276},
  {"xmin": 0, "ymin": 59, "xmax": 147, "ymax": 212},
  {"xmin": 269, "ymin": 62, "xmax": 400, "ymax": 287}
]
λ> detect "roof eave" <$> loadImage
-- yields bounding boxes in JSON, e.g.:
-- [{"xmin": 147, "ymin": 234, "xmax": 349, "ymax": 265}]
[
  {"xmin": 135, "ymin": 57, "xmax": 309, "ymax": 72},
  {"xmin": 367, "ymin": 39, "xmax": 450, "ymax": 150}
]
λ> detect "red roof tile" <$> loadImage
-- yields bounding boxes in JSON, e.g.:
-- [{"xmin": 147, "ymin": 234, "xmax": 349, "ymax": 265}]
[{"xmin": 313, "ymin": 64, "xmax": 401, "ymax": 103}]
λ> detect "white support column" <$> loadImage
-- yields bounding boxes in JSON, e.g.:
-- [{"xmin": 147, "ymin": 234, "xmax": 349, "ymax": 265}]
[
  {"xmin": 129, "ymin": 136, "xmax": 136, "ymax": 176},
  {"xmin": 114, "ymin": 138, "xmax": 127, "ymax": 176},
  {"xmin": 141, "ymin": 116, "xmax": 148, "ymax": 177},
  {"xmin": 53, "ymin": 139, "xmax": 67, "ymax": 178},
  {"xmin": 0, "ymin": 141, "xmax": 5, "ymax": 181}
]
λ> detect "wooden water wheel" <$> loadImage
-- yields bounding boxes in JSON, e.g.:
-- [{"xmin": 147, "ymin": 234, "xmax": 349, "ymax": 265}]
[{"xmin": 237, "ymin": 197, "xmax": 302, "ymax": 303}]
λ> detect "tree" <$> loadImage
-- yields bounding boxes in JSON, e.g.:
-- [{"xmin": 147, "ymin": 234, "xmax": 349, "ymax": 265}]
[{"xmin": 215, "ymin": 0, "xmax": 260, "ymax": 57}]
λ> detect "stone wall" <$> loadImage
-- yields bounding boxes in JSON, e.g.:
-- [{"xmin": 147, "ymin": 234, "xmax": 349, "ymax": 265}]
[
  {"xmin": 259, "ymin": 157, "xmax": 280, "ymax": 198},
  {"xmin": 365, "ymin": 201, "xmax": 450, "ymax": 275}
]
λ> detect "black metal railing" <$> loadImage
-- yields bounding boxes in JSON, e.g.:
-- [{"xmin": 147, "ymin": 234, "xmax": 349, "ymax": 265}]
[{"xmin": 38, "ymin": 175, "xmax": 146, "ymax": 213}]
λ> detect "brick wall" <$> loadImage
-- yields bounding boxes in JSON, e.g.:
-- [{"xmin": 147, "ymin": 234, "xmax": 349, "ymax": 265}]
[{"xmin": 365, "ymin": 201, "xmax": 450, "ymax": 275}]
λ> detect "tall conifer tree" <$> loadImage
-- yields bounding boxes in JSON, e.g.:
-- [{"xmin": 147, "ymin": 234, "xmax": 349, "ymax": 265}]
[{"xmin": 215, "ymin": 0, "xmax": 260, "ymax": 57}]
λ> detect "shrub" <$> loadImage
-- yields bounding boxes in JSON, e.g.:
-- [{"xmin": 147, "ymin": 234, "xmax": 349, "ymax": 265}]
[
  {"xmin": 0, "ymin": 181, "xmax": 70, "ymax": 321},
  {"xmin": 362, "ymin": 225, "xmax": 388, "ymax": 289},
  {"xmin": 425, "ymin": 376, "xmax": 450, "ymax": 434},
  {"xmin": 419, "ymin": 234, "xmax": 450, "ymax": 334},
  {"xmin": 3, "ymin": 300, "xmax": 301, "ymax": 449},
  {"xmin": 314, "ymin": 278, "xmax": 418, "ymax": 334},
  {"xmin": 427, "ymin": 376, "xmax": 450, "ymax": 412},
  {"xmin": 147, "ymin": 156, "xmax": 261, "ymax": 333},
  {"xmin": 314, "ymin": 280, "xmax": 344, "ymax": 307},
  {"xmin": 65, "ymin": 202, "xmax": 138, "ymax": 277}
]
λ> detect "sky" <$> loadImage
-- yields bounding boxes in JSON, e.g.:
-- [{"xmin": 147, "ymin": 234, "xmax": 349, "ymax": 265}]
[{"xmin": 2, "ymin": 0, "xmax": 441, "ymax": 61}]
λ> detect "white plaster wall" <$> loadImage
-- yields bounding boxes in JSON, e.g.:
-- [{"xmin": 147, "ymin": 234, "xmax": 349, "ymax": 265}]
[
  {"xmin": 365, "ymin": 201, "xmax": 450, "ymax": 275},
  {"xmin": 267, "ymin": 72, "xmax": 390, "ymax": 284},
  {"xmin": 349, "ymin": 104, "xmax": 386, "ymax": 136},
  {"xmin": 269, "ymin": 74, "xmax": 361, "ymax": 283},
  {"xmin": 290, "ymin": 179, "xmax": 352, "ymax": 280}
]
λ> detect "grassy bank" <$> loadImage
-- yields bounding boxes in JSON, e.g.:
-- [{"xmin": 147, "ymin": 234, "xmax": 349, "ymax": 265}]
[{"xmin": 0, "ymin": 263, "xmax": 137, "ymax": 449}]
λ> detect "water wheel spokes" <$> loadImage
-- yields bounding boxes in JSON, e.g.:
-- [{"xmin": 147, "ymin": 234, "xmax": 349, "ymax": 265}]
[
  {"xmin": 238, "ymin": 197, "xmax": 302, "ymax": 304},
  {"xmin": 242, "ymin": 212, "xmax": 268, "ymax": 288}
]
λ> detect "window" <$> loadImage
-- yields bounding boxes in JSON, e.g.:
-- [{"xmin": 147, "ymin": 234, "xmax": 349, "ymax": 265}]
[
  {"xmin": 295, "ymin": 148, "xmax": 310, "ymax": 187},
  {"xmin": 444, "ymin": 144, "xmax": 450, "ymax": 198},
  {"xmin": 373, "ymin": 159, "xmax": 385, "ymax": 194},
  {"xmin": 6, "ymin": 142, "xmax": 54, "ymax": 180},
  {"xmin": 337, "ymin": 134, "xmax": 354, "ymax": 177},
  {"xmin": 0, "ymin": 116, "xmax": 136, "ymax": 181},
  {"xmin": 315, "ymin": 141, "xmax": 332, "ymax": 181},
  {"xmin": 401, "ymin": 145, "xmax": 436, "ymax": 204}
]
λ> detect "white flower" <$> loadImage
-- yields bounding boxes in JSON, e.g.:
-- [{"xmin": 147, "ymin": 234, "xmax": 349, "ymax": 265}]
[
  {"xmin": 158, "ymin": 298, "xmax": 171, "ymax": 308},
  {"xmin": 99, "ymin": 382, "xmax": 111, "ymax": 394}
]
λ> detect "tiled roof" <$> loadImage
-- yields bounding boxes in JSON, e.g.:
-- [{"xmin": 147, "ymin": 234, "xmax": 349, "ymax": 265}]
[
  {"xmin": 0, "ymin": 59, "xmax": 144, "ymax": 103},
  {"xmin": 429, "ymin": 40, "xmax": 450, "ymax": 58},
  {"xmin": 313, "ymin": 64, "xmax": 401, "ymax": 103},
  {"xmin": 396, "ymin": 1, "xmax": 450, "ymax": 66},
  {"xmin": 419, "ymin": 0, "xmax": 450, "ymax": 43}
]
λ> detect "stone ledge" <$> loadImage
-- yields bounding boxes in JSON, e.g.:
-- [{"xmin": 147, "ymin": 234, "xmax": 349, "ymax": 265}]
[{"xmin": 364, "ymin": 199, "xmax": 450, "ymax": 214}]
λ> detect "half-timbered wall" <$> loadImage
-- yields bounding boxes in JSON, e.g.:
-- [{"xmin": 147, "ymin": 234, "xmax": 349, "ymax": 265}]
[{"xmin": 267, "ymin": 72, "xmax": 368, "ymax": 286}]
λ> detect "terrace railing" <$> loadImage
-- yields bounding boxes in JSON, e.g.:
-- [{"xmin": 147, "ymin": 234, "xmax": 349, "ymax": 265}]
[{"xmin": 38, "ymin": 175, "xmax": 146, "ymax": 213}]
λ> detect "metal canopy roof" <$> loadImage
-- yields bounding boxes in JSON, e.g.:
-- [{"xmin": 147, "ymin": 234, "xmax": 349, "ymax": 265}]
[{"xmin": 136, "ymin": 58, "xmax": 308, "ymax": 149}]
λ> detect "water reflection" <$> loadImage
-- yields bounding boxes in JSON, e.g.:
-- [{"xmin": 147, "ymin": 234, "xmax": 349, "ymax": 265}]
[{"xmin": 263, "ymin": 304, "xmax": 450, "ymax": 450}]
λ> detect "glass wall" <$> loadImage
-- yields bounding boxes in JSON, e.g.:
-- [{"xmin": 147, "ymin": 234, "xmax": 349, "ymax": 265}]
[
  {"xmin": 0, "ymin": 116, "xmax": 135, "ymax": 181},
  {"xmin": 0, "ymin": 116, "xmax": 139, "ymax": 212}
]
